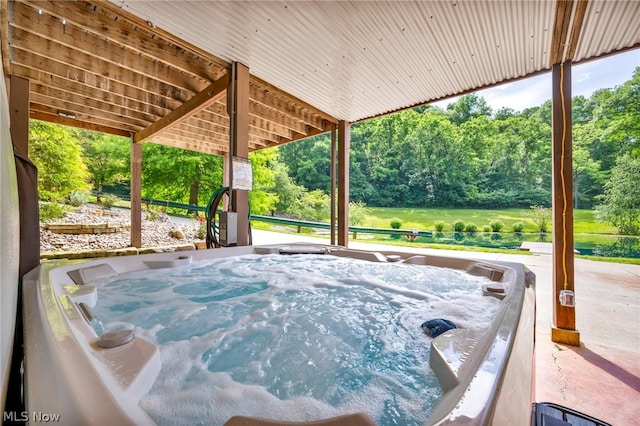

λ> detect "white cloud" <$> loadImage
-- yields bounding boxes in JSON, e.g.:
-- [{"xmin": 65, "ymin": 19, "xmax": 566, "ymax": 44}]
[
  {"xmin": 574, "ymin": 72, "xmax": 591, "ymax": 84},
  {"xmin": 430, "ymin": 49, "xmax": 638, "ymax": 113}
]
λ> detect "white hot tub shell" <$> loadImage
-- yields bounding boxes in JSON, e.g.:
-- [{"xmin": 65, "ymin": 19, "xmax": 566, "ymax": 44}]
[{"xmin": 22, "ymin": 244, "xmax": 535, "ymax": 425}]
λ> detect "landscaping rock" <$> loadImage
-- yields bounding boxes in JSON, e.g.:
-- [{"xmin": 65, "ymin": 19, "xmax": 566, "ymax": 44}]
[{"xmin": 40, "ymin": 204, "xmax": 198, "ymax": 254}]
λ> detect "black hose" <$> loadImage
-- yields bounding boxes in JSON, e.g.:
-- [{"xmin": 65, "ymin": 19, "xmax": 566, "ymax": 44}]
[{"xmin": 205, "ymin": 186, "xmax": 252, "ymax": 248}]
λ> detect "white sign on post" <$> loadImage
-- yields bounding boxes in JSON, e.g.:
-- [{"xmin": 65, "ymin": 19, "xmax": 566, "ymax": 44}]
[{"xmin": 232, "ymin": 157, "xmax": 252, "ymax": 191}]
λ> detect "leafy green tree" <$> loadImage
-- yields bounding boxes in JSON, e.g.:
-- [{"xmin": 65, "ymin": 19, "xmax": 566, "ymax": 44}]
[
  {"xmin": 29, "ymin": 120, "xmax": 90, "ymax": 202},
  {"xmin": 482, "ymin": 114, "xmax": 551, "ymax": 207},
  {"xmin": 446, "ymin": 94, "xmax": 492, "ymax": 126},
  {"xmin": 277, "ymin": 135, "xmax": 332, "ymax": 193},
  {"xmin": 572, "ymin": 95, "xmax": 593, "ymax": 125},
  {"xmin": 494, "ymin": 107, "xmax": 516, "ymax": 121},
  {"xmin": 404, "ymin": 110, "xmax": 474, "ymax": 207},
  {"xmin": 248, "ymin": 149, "xmax": 279, "ymax": 214},
  {"xmin": 572, "ymin": 123, "xmax": 605, "ymax": 208},
  {"xmin": 141, "ymin": 143, "xmax": 223, "ymax": 208},
  {"xmin": 78, "ymin": 130, "xmax": 130, "ymax": 195},
  {"xmin": 521, "ymin": 100, "xmax": 552, "ymax": 126},
  {"xmin": 595, "ymin": 154, "xmax": 640, "ymax": 235},
  {"xmin": 348, "ymin": 201, "xmax": 368, "ymax": 226},
  {"xmin": 528, "ymin": 205, "xmax": 551, "ymax": 233},
  {"xmin": 301, "ymin": 190, "xmax": 330, "ymax": 221},
  {"xmin": 271, "ymin": 160, "xmax": 306, "ymax": 215},
  {"xmin": 572, "ymin": 67, "xmax": 640, "ymax": 208}
]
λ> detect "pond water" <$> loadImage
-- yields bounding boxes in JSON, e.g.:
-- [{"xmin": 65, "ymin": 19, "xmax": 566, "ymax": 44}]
[{"xmin": 392, "ymin": 232, "xmax": 640, "ymax": 259}]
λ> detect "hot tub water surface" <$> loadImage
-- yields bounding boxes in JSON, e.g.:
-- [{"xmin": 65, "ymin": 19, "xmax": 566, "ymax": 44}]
[{"xmin": 90, "ymin": 254, "xmax": 501, "ymax": 425}]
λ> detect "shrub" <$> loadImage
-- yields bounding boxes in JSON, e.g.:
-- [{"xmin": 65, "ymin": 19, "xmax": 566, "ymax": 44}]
[
  {"xmin": 67, "ymin": 190, "xmax": 89, "ymax": 207},
  {"xmin": 528, "ymin": 205, "xmax": 551, "ymax": 233},
  {"xmin": 100, "ymin": 194, "xmax": 120, "ymax": 210},
  {"xmin": 434, "ymin": 221, "xmax": 445, "ymax": 232},
  {"xmin": 482, "ymin": 225, "xmax": 492, "ymax": 233},
  {"xmin": 195, "ymin": 217, "xmax": 207, "ymax": 240},
  {"xmin": 39, "ymin": 202, "xmax": 69, "ymax": 221},
  {"xmin": 512, "ymin": 222, "xmax": 525, "ymax": 233},
  {"xmin": 453, "ymin": 219, "xmax": 465, "ymax": 232},
  {"xmin": 349, "ymin": 201, "xmax": 368, "ymax": 226},
  {"xmin": 489, "ymin": 219, "xmax": 504, "ymax": 233},
  {"xmin": 145, "ymin": 210, "xmax": 160, "ymax": 221},
  {"xmin": 465, "ymin": 223, "xmax": 478, "ymax": 233},
  {"xmin": 390, "ymin": 218, "xmax": 402, "ymax": 229}
]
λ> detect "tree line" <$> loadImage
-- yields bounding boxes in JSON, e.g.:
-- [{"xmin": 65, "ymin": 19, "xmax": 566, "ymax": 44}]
[{"xmin": 28, "ymin": 67, "xmax": 639, "ymax": 234}]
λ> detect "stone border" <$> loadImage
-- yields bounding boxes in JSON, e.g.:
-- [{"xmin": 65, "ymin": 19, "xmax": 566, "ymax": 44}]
[
  {"xmin": 43, "ymin": 223, "xmax": 130, "ymax": 234},
  {"xmin": 40, "ymin": 243, "xmax": 197, "ymax": 261}
]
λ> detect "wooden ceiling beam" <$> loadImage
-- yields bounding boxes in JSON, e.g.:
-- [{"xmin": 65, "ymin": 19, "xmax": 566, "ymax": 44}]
[
  {"xmin": 10, "ymin": 53, "xmax": 181, "ymax": 112},
  {"xmin": 134, "ymin": 72, "xmax": 229, "ymax": 143},
  {"xmin": 549, "ymin": 0, "xmax": 575, "ymax": 65},
  {"xmin": 180, "ymin": 106, "xmax": 286, "ymax": 147},
  {"xmin": 14, "ymin": 64, "xmax": 170, "ymax": 118},
  {"xmin": 186, "ymin": 105, "xmax": 295, "ymax": 145},
  {"xmin": 6, "ymin": 1, "xmax": 340, "ymax": 157},
  {"xmin": 151, "ymin": 132, "xmax": 277, "ymax": 154},
  {"xmin": 11, "ymin": 3, "xmax": 210, "ymax": 94},
  {"xmin": 22, "ymin": 0, "xmax": 228, "ymax": 80},
  {"xmin": 29, "ymin": 97, "xmax": 144, "ymax": 133},
  {"xmin": 30, "ymin": 92, "xmax": 149, "ymax": 131},
  {"xmin": 204, "ymin": 99, "xmax": 308, "ymax": 139},
  {"xmin": 154, "ymin": 129, "xmax": 228, "ymax": 149},
  {"xmin": 288, "ymin": 121, "xmax": 331, "ymax": 144},
  {"xmin": 149, "ymin": 139, "xmax": 227, "ymax": 156},
  {"xmin": 160, "ymin": 121, "xmax": 230, "ymax": 144},
  {"xmin": 1, "ymin": 1, "xmax": 9, "ymax": 79},
  {"xmin": 179, "ymin": 119, "xmax": 229, "ymax": 140},
  {"xmin": 30, "ymin": 111, "xmax": 131, "ymax": 137},
  {"xmin": 247, "ymin": 124, "xmax": 285, "ymax": 144},
  {"xmin": 565, "ymin": 0, "xmax": 588, "ymax": 62},
  {"xmin": 249, "ymin": 82, "xmax": 327, "ymax": 131},
  {"xmin": 249, "ymin": 115, "xmax": 293, "ymax": 141},
  {"xmin": 116, "ymin": 128, "xmax": 265, "ymax": 156},
  {"xmin": 251, "ymin": 75, "xmax": 339, "ymax": 125},
  {"xmin": 247, "ymin": 136, "xmax": 271, "ymax": 150},
  {"xmin": 10, "ymin": 29, "xmax": 197, "ymax": 103},
  {"xmin": 31, "ymin": 82, "xmax": 160, "ymax": 126},
  {"xmin": 30, "ymin": 103, "xmax": 134, "ymax": 136},
  {"xmin": 249, "ymin": 100, "xmax": 309, "ymax": 134},
  {"xmin": 205, "ymin": 102, "xmax": 234, "ymax": 121},
  {"xmin": 189, "ymin": 105, "xmax": 229, "ymax": 125}
]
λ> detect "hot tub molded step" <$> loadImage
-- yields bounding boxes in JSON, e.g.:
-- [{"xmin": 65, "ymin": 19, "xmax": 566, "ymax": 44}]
[{"xmin": 429, "ymin": 328, "xmax": 483, "ymax": 392}]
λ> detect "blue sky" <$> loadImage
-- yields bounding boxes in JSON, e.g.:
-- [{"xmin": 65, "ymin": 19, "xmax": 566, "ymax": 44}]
[{"xmin": 434, "ymin": 49, "xmax": 639, "ymax": 113}]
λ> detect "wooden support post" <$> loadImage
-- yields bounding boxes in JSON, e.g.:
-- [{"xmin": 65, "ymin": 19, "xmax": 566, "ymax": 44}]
[
  {"xmin": 10, "ymin": 76, "xmax": 29, "ymax": 157},
  {"xmin": 551, "ymin": 62, "xmax": 580, "ymax": 346},
  {"xmin": 10, "ymin": 75, "xmax": 41, "ymax": 277},
  {"xmin": 228, "ymin": 62, "xmax": 250, "ymax": 246},
  {"xmin": 337, "ymin": 121, "xmax": 350, "ymax": 247},
  {"xmin": 330, "ymin": 123, "xmax": 337, "ymax": 246},
  {"xmin": 130, "ymin": 139, "xmax": 142, "ymax": 248}
]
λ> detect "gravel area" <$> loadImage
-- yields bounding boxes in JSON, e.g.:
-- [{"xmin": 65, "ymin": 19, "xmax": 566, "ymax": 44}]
[{"xmin": 40, "ymin": 204, "xmax": 202, "ymax": 253}]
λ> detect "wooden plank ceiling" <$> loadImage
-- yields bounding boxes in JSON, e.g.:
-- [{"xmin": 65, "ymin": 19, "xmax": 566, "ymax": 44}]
[{"xmin": 1, "ymin": 0, "xmax": 337, "ymax": 156}]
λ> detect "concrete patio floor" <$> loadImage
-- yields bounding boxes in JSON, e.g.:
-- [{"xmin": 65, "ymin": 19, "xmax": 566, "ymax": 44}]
[{"xmin": 252, "ymin": 230, "xmax": 640, "ymax": 425}]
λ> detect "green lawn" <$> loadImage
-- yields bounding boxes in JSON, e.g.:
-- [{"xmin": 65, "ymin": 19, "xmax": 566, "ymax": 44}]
[{"xmin": 362, "ymin": 207, "xmax": 618, "ymax": 234}]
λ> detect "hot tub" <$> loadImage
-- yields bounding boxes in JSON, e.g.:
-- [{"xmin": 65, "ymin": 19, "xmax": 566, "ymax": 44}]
[{"xmin": 22, "ymin": 244, "xmax": 535, "ymax": 425}]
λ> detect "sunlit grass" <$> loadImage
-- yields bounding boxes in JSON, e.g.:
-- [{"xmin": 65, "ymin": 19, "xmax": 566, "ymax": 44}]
[
  {"xmin": 362, "ymin": 207, "xmax": 618, "ymax": 234},
  {"xmin": 576, "ymin": 255, "xmax": 640, "ymax": 265}
]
